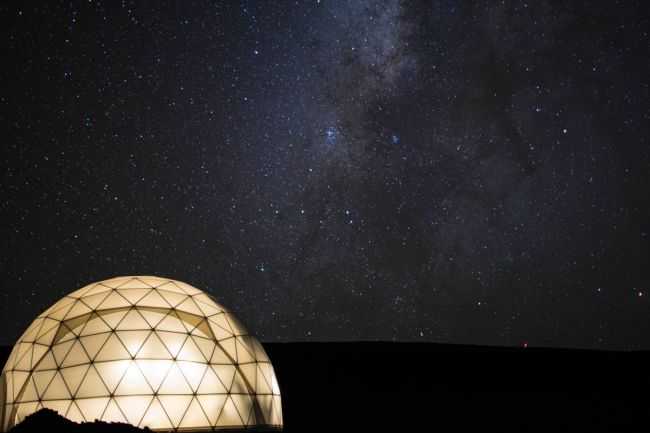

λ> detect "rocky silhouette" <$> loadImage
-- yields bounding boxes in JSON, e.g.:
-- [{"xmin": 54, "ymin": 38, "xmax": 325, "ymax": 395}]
[{"xmin": 8, "ymin": 408, "xmax": 150, "ymax": 433}]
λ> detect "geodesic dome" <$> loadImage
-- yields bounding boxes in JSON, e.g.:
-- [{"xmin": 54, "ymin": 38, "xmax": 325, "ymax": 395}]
[{"xmin": 0, "ymin": 276, "xmax": 282, "ymax": 432}]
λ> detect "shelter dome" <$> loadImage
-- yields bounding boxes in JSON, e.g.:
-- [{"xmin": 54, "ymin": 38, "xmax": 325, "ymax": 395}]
[{"xmin": 0, "ymin": 276, "xmax": 282, "ymax": 431}]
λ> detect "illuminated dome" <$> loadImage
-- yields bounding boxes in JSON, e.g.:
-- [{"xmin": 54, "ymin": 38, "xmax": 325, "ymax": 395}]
[{"xmin": 0, "ymin": 276, "xmax": 282, "ymax": 432}]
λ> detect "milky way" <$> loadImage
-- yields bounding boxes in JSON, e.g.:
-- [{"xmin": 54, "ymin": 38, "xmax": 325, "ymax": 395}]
[{"xmin": 2, "ymin": 1, "xmax": 649, "ymax": 348}]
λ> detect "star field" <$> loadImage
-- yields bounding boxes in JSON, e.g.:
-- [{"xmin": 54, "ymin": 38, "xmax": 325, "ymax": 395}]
[{"xmin": 1, "ymin": 1, "xmax": 649, "ymax": 348}]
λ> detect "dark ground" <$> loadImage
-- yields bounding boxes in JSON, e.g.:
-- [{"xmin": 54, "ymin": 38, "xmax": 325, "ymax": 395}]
[
  {"xmin": 2, "ymin": 343, "xmax": 650, "ymax": 432},
  {"xmin": 7, "ymin": 408, "xmax": 151, "ymax": 433}
]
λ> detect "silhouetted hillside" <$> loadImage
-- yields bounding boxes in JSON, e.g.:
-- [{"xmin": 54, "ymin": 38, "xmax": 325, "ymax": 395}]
[
  {"xmin": 3, "ymin": 342, "xmax": 650, "ymax": 432},
  {"xmin": 8, "ymin": 408, "xmax": 149, "ymax": 433}
]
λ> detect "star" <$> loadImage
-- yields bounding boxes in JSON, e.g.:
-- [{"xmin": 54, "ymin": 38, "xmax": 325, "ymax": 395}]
[{"xmin": 325, "ymin": 126, "xmax": 338, "ymax": 145}]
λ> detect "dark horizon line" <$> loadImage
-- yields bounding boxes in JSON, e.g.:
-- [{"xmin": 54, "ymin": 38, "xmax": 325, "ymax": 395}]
[{"xmin": 3, "ymin": 339, "xmax": 649, "ymax": 354}]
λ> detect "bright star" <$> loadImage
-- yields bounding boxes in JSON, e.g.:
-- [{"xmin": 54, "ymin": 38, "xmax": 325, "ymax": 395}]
[{"xmin": 325, "ymin": 126, "xmax": 338, "ymax": 145}]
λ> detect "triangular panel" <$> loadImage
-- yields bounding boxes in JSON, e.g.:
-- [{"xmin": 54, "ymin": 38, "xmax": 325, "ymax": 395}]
[
  {"xmin": 60, "ymin": 364, "xmax": 89, "ymax": 396},
  {"xmin": 176, "ymin": 298, "xmax": 203, "ymax": 316},
  {"xmin": 256, "ymin": 363, "xmax": 274, "ymax": 394},
  {"xmin": 101, "ymin": 398, "xmax": 128, "ymax": 423},
  {"xmin": 219, "ymin": 337, "xmax": 238, "ymax": 362},
  {"xmin": 82, "ymin": 283, "xmax": 113, "ymax": 297},
  {"xmin": 211, "ymin": 364, "xmax": 236, "ymax": 391},
  {"xmin": 114, "ymin": 396, "xmax": 152, "ymax": 427},
  {"xmin": 177, "ymin": 336, "xmax": 204, "ymax": 362},
  {"xmin": 156, "ymin": 311, "xmax": 187, "ymax": 333},
  {"xmin": 230, "ymin": 370, "xmax": 250, "ymax": 394},
  {"xmin": 94, "ymin": 360, "xmax": 130, "ymax": 393},
  {"xmin": 116, "ymin": 288, "xmax": 151, "ymax": 305},
  {"xmin": 32, "ymin": 370, "xmax": 56, "ymax": 398},
  {"xmin": 235, "ymin": 336, "xmax": 257, "ymax": 363},
  {"xmin": 66, "ymin": 401, "xmax": 85, "ymax": 423},
  {"xmin": 173, "ymin": 281, "xmax": 202, "ymax": 295},
  {"xmin": 98, "ymin": 291, "xmax": 131, "ymax": 309},
  {"xmin": 158, "ymin": 395, "xmax": 192, "ymax": 428},
  {"xmin": 80, "ymin": 313, "xmax": 112, "ymax": 336},
  {"xmin": 61, "ymin": 340, "xmax": 91, "ymax": 367},
  {"xmin": 35, "ymin": 322, "xmax": 59, "ymax": 346},
  {"xmin": 19, "ymin": 378, "xmax": 39, "ymax": 402},
  {"xmin": 63, "ymin": 301, "xmax": 92, "ymax": 320},
  {"xmin": 116, "ymin": 277, "xmax": 153, "ymax": 289},
  {"xmin": 194, "ymin": 336, "xmax": 215, "ymax": 361},
  {"xmin": 30, "ymin": 344, "xmax": 49, "ymax": 369},
  {"xmin": 52, "ymin": 340, "xmax": 75, "ymax": 367},
  {"xmin": 231, "ymin": 393, "xmax": 254, "ymax": 427},
  {"xmin": 157, "ymin": 363, "xmax": 192, "ymax": 395},
  {"xmin": 98, "ymin": 309, "xmax": 129, "ymax": 330},
  {"xmin": 115, "ymin": 309, "xmax": 150, "ymax": 330},
  {"xmin": 114, "ymin": 362, "xmax": 153, "ymax": 396},
  {"xmin": 191, "ymin": 320, "xmax": 213, "ymax": 339},
  {"xmin": 158, "ymin": 290, "xmax": 187, "ymax": 308},
  {"xmin": 35, "ymin": 351, "xmax": 57, "ymax": 370},
  {"xmin": 115, "ymin": 330, "xmax": 151, "ymax": 357},
  {"xmin": 47, "ymin": 300, "xmax": 76, "ymax": 321},
  {"xmin": 135, "ymin": 360, "xmax": 172, "ymax": 391},
  {"xmin": 138, "ymin": 308, "xmax": 167, "ymax": 328},
  {"xmin": 95, "ymin": 333, "xmax": 130, "ymax": 361},
  {"xmin": 138, "ymin": 276, "xmax": 166, "ymax": 287},
  {"xmin": 210, "ymin": 345, "xmax": 232, "ymax": 364},
  {"xmin": 156, "ymin": 281, "xmax": 187, "ymax": 295},
  {"xmin": 42, "ymin": 372, "xmax": 70, "ymax": 400},
  {"xmin": 79, "ymin": 332, "xmax": 111, "ymax": 361},
  {"xmin": 194, "ymin": 298, "xmax": 223, "ymax": 316},
  {"xmin": 197, "ymin": 394, "xmax": 227, "ymax": 425},
  {"xmin": 240, "ymin": 363, "xmax": 257, "ymax": 391},
  {"xmin": 75, "ymin": 365, "xmax": 109, "ymax": 398},
  {"xmin": 79, "ymin": 291, "xmax": 111, "ymax": 310},
  {"xmin": 216, "ymin": 396, "xmax": 244, "ymax": 427},
  {"xmin": 140, "ymin": 397, "xmax": 172, "ymax": 430},
  {"xmin": 179, "ymin": 397, "xmax": 210, "ymax": 429},
  {"xmin": 136, "ymin": 290, "xmax": 170, "ymax": 309},
  {"xmin": 137, "ymin": 332, "xmax": 171, "ymax": 359},
  {"xmin": 76, "ymin": 397, "xmax": 110, "ymax": 423},
  {"xmin": 197, "ymin": 365, "xmax": 228, "ymax": 394},
  {"xmin": 177, "ymin": 361, "xmax": 207, "ymax": 392},
  {"xmin": 157, "ymin": 331, "xmax": 187, "ymax": 358}
]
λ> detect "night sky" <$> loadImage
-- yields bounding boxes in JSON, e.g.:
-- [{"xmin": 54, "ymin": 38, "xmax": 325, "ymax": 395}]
[{"xmin": 2, "ymin": 1, "xmax": 649, "ymax": 349}]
